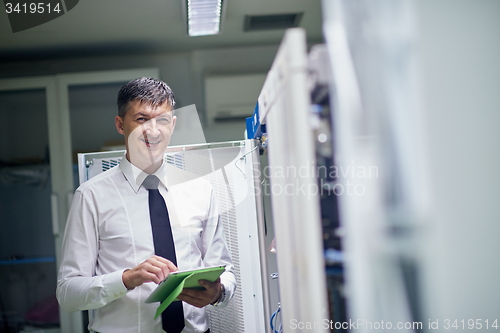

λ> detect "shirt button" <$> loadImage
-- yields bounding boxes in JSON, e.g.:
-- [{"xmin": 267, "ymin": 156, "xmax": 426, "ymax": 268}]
[
  {"xmin": 120, "ymin": 292, "xmax": 124, "ymax": 295},
  {"xmin": 114, "ymin": 294, "xmax": 118, "ymax": 297}
]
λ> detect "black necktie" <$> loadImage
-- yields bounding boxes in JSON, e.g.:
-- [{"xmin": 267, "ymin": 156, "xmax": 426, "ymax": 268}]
[{"xmin": 143, "ymin": 175, "xmax": 185, "ymax": 333}]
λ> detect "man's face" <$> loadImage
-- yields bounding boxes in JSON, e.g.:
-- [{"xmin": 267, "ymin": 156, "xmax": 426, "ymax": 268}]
[{"xmin": 115, "ymin": 100, "xmax": 176, "ymax": 171}]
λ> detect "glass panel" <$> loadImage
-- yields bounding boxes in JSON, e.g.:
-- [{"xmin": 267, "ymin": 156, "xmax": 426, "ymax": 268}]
[
  {"xmin": 0, "ymin": 89, "xmax": 59, "ymax": 332},
  {"xmin": 69, "ymin": 82, "xmax": 126, "ymax": 158},
  {"xmin": 68, "ymin": 82, "xmax": 126, "ymax": 331}
]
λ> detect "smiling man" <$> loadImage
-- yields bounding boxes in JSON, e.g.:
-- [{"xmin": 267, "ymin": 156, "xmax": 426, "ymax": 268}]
[
  {"xmin": 115, "ymin": 88, "xmax": 176, "ymax": 174},
  {"xmin": 57, "ymin": 77, "xmax": 236, "ymax": 333}
]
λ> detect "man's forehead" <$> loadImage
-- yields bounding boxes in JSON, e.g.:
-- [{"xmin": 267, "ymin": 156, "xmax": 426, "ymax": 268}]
[
  {"xmin": 128, "ymin": 100, "xmax": 173, "ymax": 115},
  {"xmin": 131, "ymin": 108, "xmax": 173, "ymax": 115}
]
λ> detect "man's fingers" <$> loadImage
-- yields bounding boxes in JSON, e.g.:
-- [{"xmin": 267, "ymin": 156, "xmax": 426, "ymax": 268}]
[
  {"xmin": 179, "ymin": 288, "xmax": 203, "ymax": 298},
  {"xmin": 155, "ymin": 256, "xmax": 179, "ymax": 272},
  {"xmin": 133, "ymin": 261, "xmax": 165, "ymax": 285},
  {"xmin": 138, "ymin": 264, "xmax": 164, "ymax": 284},
  {"xmin": 151, "ymin": 256, "xmax": 177, "ymax": 269},
  {"xmin": 177, "ymin": 292, "xmax": 206, "ymax": 308},
  {"xmin": 178, "ymin": 279, "xmax": 221, "ymax": 308},
  {"xmin": 124, "ymin": 267, "xmax": 160, "ymax": 288},
  {"xmin": 147, "ymin": 256, "xmax": 179, "ymax": 282},
  {"xmin": 151, "ymin": 255, "xmax": 169, "ymax": 264},
  {"xmin": 199, "ymin": 279, "xmax": 222, "ymax": 304},
  {"xmin": 164, "ymin": 259, "xmax": 178, "ymax": 272},
  {"xmin": 143, "ymin": 271, "xmax": 161, "ymax": 284},
  {"xmin": 147, "ymin": 264, "xmax": 166, "ymax": 282},
  {"xmin": 198, "ymin": 279, "xmax": 218, "ymax": 289},
  {"xmin": 150, "ymin": 256, "xmax": 178, "ymax": 278},
  {"xmin": 123, "ymin": 256, "xmax": 179, "ymax": 289}
]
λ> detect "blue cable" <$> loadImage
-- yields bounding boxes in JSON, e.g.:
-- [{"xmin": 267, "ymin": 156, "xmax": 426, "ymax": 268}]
[
  {"xmin": 270, "ymin": 310, "xmax": 277, "ymax": 333},
  {"xmin": 270, "ymin": 304, "xmax": 282, "ymax": 333}
]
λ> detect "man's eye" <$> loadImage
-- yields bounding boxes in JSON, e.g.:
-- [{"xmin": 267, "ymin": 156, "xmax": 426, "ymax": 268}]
[
  {"xmin": 137, "ymin": 117, "xmax": 147, "ymax": 122},
  {"xmin": 157, "ymin": 118, "xmax": 170, "ymax": 124}
]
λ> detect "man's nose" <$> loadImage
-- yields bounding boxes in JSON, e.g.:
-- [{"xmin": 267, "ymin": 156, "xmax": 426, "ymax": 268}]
[{"xmin": 145, "ymin": 119, "xmax": 160, "ymax": 136}]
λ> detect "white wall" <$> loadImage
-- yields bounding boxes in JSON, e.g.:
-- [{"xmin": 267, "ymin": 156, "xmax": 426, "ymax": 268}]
[{"xmin": 417, "ymin": 0, "xmax": 500, "ymax": 324}]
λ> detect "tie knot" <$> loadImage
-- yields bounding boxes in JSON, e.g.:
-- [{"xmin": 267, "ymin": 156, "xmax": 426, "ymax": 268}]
[{"xmin": 143, "ymin": 175, "xmax": 160, "ymax": 190}]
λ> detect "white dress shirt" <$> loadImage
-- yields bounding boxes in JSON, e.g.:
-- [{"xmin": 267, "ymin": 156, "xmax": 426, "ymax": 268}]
[{"xmin": 56, "ymin": 156, "xmax": 236, "ymax": 333}]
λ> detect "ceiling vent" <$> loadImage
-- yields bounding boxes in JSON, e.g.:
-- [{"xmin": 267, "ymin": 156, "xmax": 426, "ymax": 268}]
[{"xmin": 244, "ymin": 13, "xmax": 303, "ymax": 31}]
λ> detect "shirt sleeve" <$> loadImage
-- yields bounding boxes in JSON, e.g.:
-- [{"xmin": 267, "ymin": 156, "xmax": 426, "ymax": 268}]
[
  {"xmin": 201, "ymin": 186, "xmax": 237, "ymax": 308},
  {"xmin": 56, "ymin": 188, "xmax": 128, "ymax": 313}
]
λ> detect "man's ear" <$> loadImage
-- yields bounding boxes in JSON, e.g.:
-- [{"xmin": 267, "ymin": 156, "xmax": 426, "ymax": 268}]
[
  {"xmin": 171, "ymin": 115, "xmax": 177, "ymax": 133},
  {"xmin": 115, "ymin": 115, "xmax": 124, "ymax": 135}
]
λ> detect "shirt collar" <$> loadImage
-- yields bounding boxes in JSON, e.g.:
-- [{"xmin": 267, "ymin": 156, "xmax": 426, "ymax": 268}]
[{"xmin": 119, "ymin": 154, "xmax": 169, "ymax": 193}]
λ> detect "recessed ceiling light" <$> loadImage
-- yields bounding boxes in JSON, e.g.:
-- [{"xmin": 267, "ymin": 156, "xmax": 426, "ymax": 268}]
[{"xmin": 187, "ymin": 0, "xmax": 224, "ymax": 37}]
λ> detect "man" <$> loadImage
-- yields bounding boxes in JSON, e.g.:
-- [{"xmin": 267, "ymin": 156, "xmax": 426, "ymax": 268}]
[{"xmin": 57, "ymin": 77, "xmax": 236, "ymax": 333}]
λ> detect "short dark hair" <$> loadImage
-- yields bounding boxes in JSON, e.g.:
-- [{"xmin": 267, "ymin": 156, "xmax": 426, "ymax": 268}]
[{"xmin": 117, "ymin": 77, "xmax": 176, "ymax": 117}]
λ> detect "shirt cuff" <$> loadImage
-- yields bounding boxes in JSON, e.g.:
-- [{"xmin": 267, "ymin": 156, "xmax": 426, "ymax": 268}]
[{"xmin": 104, "ymin": 269, "xmax": 128, "ymax": 301}]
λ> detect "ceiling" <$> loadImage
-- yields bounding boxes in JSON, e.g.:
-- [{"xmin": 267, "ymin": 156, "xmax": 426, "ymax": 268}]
[{"xmin": 0, "ymin": 0, "xmax": 324, "ymax": 62}]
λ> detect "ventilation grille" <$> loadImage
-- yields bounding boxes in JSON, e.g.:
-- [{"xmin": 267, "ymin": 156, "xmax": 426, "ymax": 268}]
[
  {"xmin": 244, "ymin": 13, "xmax": 303, "ymax": 31},
  {"xmin": 101, "ymin": 158, "xmax": 121, "ymax": 172},
  {"xmin": 206, "ymin": 168, "xmax": 245, "ymax": 332},
  {"xmin": 166, "ymin": 153, "xmax": 186, "ymax": 170}
]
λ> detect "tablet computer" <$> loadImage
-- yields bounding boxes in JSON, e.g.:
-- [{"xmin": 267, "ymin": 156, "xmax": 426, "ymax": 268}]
[{"xmin": 145, "ymin": 265, "xmax": 226, "ymax": 304}]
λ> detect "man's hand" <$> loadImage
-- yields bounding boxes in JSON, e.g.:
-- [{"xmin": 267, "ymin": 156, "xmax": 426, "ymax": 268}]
[
  {"xmin": 177, "ymin": 278, "xmax": 222, "ymax": 308},
  {"xmin": 122, "ymin": 255, "xmax": 178, "ymax": 290}
]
